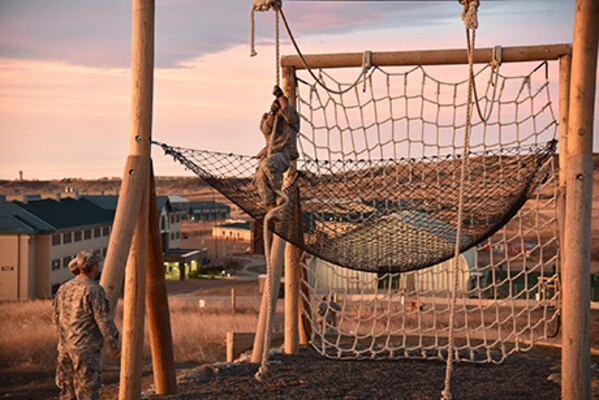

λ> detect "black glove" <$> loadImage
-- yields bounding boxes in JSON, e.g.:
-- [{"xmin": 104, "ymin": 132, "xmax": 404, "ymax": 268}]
[
  {"xmin": 270, "ymin": 101, "xmax": 281, "ymax": 116},
  {"xmin": 273, "ymin": 85, "xmax": 284, "ymax": 99}
]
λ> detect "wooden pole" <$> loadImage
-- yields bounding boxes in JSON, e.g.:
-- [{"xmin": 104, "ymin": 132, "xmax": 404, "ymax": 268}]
[
  {"xmin": 282, "ymin": 67, "xmax": 300, "ymax": 355},
  {"xmin": 561, "ymin": 1, "xmax": 598, "ymax": 399},
  {"xmin": 118, "ymin": 0, "xmax": 155, "ymax": 398},
  {"xmin": 284, "ymin": 185, "xmax": 299, "ymax": 355},
  {"xmin": 119, "ymin": 184, "xmax": 149, "ymax": 400},
  {"xmin": 231, "ymin": 287, "xmax": 236, "ymax": 313},
  {"xmin": 558, "ymin": 54, "xmax": 571, "ymax": 274},
  {"xmin": 146, "ymin": 166, "xmax": 177, "ymax": 395},
  {"xmin": 281, "ymin": 44, "xmax": 572, "ymax": 69}
]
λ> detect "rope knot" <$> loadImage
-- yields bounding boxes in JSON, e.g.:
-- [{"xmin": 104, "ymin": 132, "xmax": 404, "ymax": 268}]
[
  {"xmin": 253, "ymin": 0, "xmax": 281, "ymax": 12},
  {"xmin": 460, "ymin": 0, "xmax": 479, "ymax": 30}
]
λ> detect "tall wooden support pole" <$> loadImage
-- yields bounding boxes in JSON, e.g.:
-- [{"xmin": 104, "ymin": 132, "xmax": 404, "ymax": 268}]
[
  {"xmin": 284, "ymin": 183, "xmax": 300, "ymax": 354},
  {"xmin": 118, "ymin": 0, "xmax": 155, "ymax": 399},
  {"xmin": 282, "ymin": 67, "xmax": 300, "ymax": 355},
  {"xmin": 119, "ymin": 185, "xmax": 149, "ymax": 400},
  {"xmin": 562, "ymin": 1, "xmax": 598, "ymax": 399},
  {"xmin": 558, "ymin": 55, "xmax": 571, "ymax": 270},
  {"xmin": 146, "ymin": 166, "xmax": 177, "ymax": 395}
]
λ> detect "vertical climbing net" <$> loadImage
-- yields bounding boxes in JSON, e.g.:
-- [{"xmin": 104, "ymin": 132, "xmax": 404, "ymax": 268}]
[{"xmin": 294, "ymin": 59, "xmax": 561, "ymax": 364}]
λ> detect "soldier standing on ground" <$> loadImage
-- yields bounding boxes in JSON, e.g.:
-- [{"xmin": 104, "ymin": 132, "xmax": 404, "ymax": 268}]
[
  {"xmin": 254, "ymin": 85, "xmax": 300, "ymax": 210},
  {"xmin": 52, "ymin": 250, "xmax": 120, "ymax": 400}
]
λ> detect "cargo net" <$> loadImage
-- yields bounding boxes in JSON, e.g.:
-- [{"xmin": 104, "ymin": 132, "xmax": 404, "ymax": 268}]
[
  {"xmin": 302, "ymin": 153, "xmax": 560, "ymax": 363},
  {"xmin": 155, "ymin": 60, "xmax": 558, "ymax": 275}
]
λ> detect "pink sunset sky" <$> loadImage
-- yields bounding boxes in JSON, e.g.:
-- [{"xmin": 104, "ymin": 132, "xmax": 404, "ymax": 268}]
[{"xmin": 0, "ymin": 0, "xmax": 596, "ymax": 179}]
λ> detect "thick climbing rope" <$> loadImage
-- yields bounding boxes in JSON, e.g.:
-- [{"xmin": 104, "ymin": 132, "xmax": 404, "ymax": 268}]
[
  {"xmin": 441, "ymin": 1, "xmax": 479, "ymax": 399},
  {"xmin": 255, "ymin": 189, "xmax": 289, "ymax": 380},
  {"xmin": 250, "ymin": 1, "xmax": 372, "ymax": 95},
  {"xmin": 251, "ymin": 0, "xmax": 287, "ymax": 379},
  {"xmin": 278, "ymin": 9, "xmax": 372, "ymax": 95},
  {"xmin": 256, "ymin": 113, "xmax": 282, "ymax": 380}
]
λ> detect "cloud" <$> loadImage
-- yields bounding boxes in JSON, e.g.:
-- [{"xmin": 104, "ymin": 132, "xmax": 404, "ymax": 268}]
[{"xmin": 2, "ymin": 0, "xmax": 568, "ymax": 69}]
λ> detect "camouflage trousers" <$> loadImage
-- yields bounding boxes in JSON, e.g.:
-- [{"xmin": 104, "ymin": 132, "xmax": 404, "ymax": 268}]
[
  {"xmin": 254, "ymin": 152, "xmax": 290, "ymax": 207},
  {"xmin": 56, "ymin": 349, "xmax": 102, "ymax": 400}
]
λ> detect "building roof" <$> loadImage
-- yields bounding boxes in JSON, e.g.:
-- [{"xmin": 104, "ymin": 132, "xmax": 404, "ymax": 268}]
[
  {"xmin": 0, "ymin": 201, "xmax": 55, "ymax": 233},
  {"xmin": 12, "ymin": 198, "xmax": 114, "ymax": 230},
  {"xmin": 167, "ymin": 196, "xmax": 189, "ymax": 204},
  {"xmin": 216, "ymin": 220, "xmax": 251, "ymax": 230},
  {"xmin": 188, "ymin": 200, "xmax": 230, "ymax": 212},
  {"xmin": 83, "ymin": 195, "xmax": 171, "ymax": 214},
  {"xmin": 0, "ymin": 214, "xmax": 43, "ymax": 234},
  {"xmin": 82, "ymin": 195, "xmax": 118, "ymax": 210}
]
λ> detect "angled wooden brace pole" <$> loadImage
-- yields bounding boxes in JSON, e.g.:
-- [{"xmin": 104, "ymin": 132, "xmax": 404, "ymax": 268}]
[
  {"xmin": 561, "ymin": 0, "xmax": 598, "ymax": 399},
  {"xmin": 147, "ymin": 165, "xmax": 177, "ymax": 394}
]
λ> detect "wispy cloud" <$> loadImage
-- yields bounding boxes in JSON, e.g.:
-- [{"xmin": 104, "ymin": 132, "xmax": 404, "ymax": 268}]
[{"xmin": 2, "ymin": 0, "xmax": 566, "ymax": 68}]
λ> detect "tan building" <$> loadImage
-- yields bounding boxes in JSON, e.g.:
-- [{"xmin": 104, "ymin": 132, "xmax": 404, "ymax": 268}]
[
  {"xmin": 212, "ymin": 220, "xmax": 251, "ymax": 241},
  {"xmin": 0, "ymin": 198, "xmax": 113, "ymax": 300}
]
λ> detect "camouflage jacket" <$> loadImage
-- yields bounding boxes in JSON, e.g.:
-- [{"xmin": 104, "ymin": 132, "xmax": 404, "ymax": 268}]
[
  {"xmin": 52, "ymin": 276, "xmax": 120, "ymax": 354},
  {"xmin": 258, "ymin": 104, "xmax": 300, "ymax": 160}
]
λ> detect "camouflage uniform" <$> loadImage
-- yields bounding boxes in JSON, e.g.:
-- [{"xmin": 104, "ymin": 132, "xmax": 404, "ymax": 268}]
[
  {"xmin": 254, "ymin": 103, "xmax": 300, "ymax": 207},
  {"xmin": 52, "ymin": 276, "xmax": 120, "ymax": 400}
]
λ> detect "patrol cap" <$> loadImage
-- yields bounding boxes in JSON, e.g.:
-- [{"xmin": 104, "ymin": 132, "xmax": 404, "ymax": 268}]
[{"xmin": 68, "ymin": 250, "xmax": 102, "ymax": 274}]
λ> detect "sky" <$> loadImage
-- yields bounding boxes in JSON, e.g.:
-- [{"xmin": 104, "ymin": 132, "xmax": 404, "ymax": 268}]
[{"xmin": 0, "ymin": 0, "xmax": 596, "ymax": 180}]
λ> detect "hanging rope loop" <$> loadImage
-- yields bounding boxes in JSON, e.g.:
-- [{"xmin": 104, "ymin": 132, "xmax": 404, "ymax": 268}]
[{"xmin": 250, "ymin": 0, "xmax": 283, "ymax": 57}]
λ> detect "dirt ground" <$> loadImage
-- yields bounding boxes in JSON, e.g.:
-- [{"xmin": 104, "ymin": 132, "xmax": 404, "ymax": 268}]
[
  {"xmin": 3, "ymin": 346, "xmax": 594, "ymax": 400},
  {"xmin": 2, "ymin": 272, "xmax": 598, "ymax": 399},
  {"xmin": 169, "ymin": 347, "xmax": 575, "ymax": 400}
]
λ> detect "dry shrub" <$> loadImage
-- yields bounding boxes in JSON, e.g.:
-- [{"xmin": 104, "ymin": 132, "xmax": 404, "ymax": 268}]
[
  {"xmin": 0, "ymin": 300, "xmax": 57, "ymax": 367},
  {"xmin": 0, "ymin": 296, "xmax": 262, "ymax": 369},
  {"xmin": 163, "ymin": 298, "xmax": 260, "ymax": 363}
]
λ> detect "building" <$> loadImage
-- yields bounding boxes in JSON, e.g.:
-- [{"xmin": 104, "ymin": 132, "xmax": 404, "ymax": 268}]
[
  {"xmin": 84, "ymin": 195, "xmax": 184, "ymax": 251},
  {"xmin": 212, "ymin": 220, "xmax": 251, "ymax": 241},
  {"xmin": 307, "ymin": 249, "xmax": 477, "ymax": 295},
  {"xmin": 0, "ymin": 198, "xmax": 113, "ymax": 300},
  {"xmin": 188, "ymin": 200, "xmax": 230, "ymax": 222}
]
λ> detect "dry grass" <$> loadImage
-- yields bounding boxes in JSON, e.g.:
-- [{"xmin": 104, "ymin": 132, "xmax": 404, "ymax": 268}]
[{"xmin": 0, "ymin": 297, "xmax": 260, "ymax": 370}]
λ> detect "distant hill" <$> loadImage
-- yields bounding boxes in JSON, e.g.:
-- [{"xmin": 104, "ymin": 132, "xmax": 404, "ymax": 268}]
[{"xmin": 1, "ymin": 154, "xmax": 598, "ymax": 262}]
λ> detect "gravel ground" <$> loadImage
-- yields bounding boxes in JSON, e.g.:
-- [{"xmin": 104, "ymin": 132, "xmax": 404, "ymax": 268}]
[
  {"xmin": 148, "ymin": 347, "xmax": 571, "ymax": 400},
  {"xmin": 4, "ymin": 346, "xmax": 599, "ymax": 399}
]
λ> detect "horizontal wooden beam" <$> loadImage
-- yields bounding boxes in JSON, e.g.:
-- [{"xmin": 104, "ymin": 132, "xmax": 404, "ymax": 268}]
[{"xmin": 281, "ymin": 43, "xmax": 572, "ymax": 70}]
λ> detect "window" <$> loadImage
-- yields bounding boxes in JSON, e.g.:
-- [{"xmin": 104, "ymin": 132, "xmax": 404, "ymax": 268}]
[
  {"xmin": 74, "ymin": 231, "xmax": 82, "ymax": 242},
  {"xmin": 51, "ymin": 259, "xmax": 61, "ymax": 271},
  {"xmin": 170, "ymin": 215, "xmax": 175, "ymax": 224},
  {"xmin": 102, "ymin": 226, "xmax": 110, "ymax": 236},
  {"xmin": 176, "ymin": 232, "xmax": 180, "ymax": 239},
  {"xmin": 51, "ymin": 283, "xmax": 61, "ymax": 295},
  {"xmin": 52, "ymin": 234, "xmax": 61, "ymax": 246},
  {"xmin": 63, "ymin": 256, "xmax": 72, "ymax": 268},
  {"xmin": 170, "ymin": 232, "xmax": 175, "ymax": 240},
  {"xmin": 63, "ymin": 232, "xmax": 72, "ymax": 244},
  {"xmin": 93, "ymin": 228, "xmax": 101, "ymax": 238},
  {"xmin": 176, "ymin": 215, "xmax": 181, "ymax": 223},
  {"xmin": 84, "ymin": 229, "xmax": 92, "ymax": 240}
]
